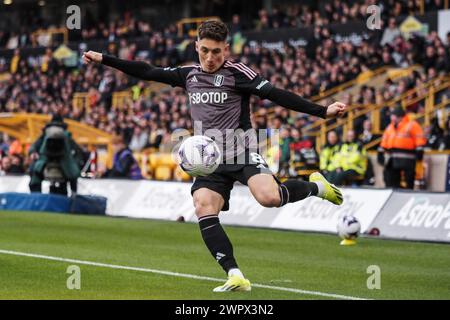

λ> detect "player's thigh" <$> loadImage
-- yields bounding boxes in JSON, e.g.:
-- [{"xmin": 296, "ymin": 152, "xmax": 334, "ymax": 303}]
[
  {"xmin": 247, "ymin": 173, "xmax": 280, "ymax": 207},
  {"xmin": 192, "ymin": 187, "xmax": 225, "ymax": 217}
]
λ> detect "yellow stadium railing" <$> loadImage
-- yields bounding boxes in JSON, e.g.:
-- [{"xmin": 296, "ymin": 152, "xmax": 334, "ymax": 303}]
[
  {"xmin": 310, "ymin": 65, "xmax": 421, "ymax": 103},
  {"xmin": 279, "ymin": 65, "xmax": 423, "ymax": 138},
  {"xmin": 72, "ymin": 81, "xmax": 169, "ymax": 112},
  {"xmin": 112, "ymin": 91, "xmax": 133, "ymax": 110},
  {"xmin": 310, "ymin": 66, "xmax": 387, "ymax": 102},
  {"xmin": 72, "ymin": 92, "xmax": 90, "ymax": 113},
  {"xmin": 303, "ymin": 74, "xmax": 450, "ymax": 151},
  {"xmin": 31, "ymin": 27, "xmax": 68, "ymax": 47}
]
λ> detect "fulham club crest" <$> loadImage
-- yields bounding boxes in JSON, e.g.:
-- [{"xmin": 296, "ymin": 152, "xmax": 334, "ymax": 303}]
[{"xmin": 214, "ymin": 74, "xmax": 224, "ymax": 87}]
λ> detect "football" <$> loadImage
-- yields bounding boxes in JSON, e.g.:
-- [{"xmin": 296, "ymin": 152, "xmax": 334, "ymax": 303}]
[
  {"xmin": 337, "ymin": 215, "xmax": 361, "ymax": 240},
  {"xmin": 177, "ymin": 135, "xmax": 221, "ymax": 177}
]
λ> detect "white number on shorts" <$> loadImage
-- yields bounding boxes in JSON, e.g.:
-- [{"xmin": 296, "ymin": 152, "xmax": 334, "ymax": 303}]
[{"xmin": 250, "ymin": 152, "xmax": 267, "ymax": 165}]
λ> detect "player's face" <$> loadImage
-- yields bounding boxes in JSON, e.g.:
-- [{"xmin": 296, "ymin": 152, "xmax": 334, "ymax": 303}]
[{"xmin": 196, "ymin": 38, "xmax": 229, "ymax": 73}]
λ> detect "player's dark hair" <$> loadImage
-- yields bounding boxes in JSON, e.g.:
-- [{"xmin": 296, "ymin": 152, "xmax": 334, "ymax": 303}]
[{"xmin": 198, "ymin": 20, "xmax": 228, "ymax": 42}]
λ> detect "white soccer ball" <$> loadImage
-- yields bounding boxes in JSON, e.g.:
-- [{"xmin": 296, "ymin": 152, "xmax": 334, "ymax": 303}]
[
  {"xmin": 177, "ymin": 135, "xmax": 221, "ymax": 177},
  {"xmin": 337, "ymin": 215, "xmax": 361, "ymax": 240}
]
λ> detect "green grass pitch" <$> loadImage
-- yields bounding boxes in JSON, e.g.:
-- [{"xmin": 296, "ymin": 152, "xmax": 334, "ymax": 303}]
[{"xmin": 0, "ymin": 210, "xmax": 449, "ymax": 300}]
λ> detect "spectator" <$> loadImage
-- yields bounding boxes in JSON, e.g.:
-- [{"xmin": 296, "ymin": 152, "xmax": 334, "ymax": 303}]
[
  {"xmin": 255, "ymin": 9, "xmax": 271, "ymax": 31},
  {"xmin": 330, "ymin": 129, "xmax": 367, "ymax": 186},
  {"xmin": 229, "ymin": 14, "xmax": 242, "ymax": 35},
  {"xmin": 146, "ymin": 121, "xmax": 165, "ymax": 150},
  {"xmin": 444, "ymin": 119, "xmax": 450, "ymax": 149},
  {"xmin": 360, "ymin": 119, "xmax": 380, "ymax": 185},
  {"xmin": 290, "ymin": 128, "xmax": 319, "ymax": 176},
  {"xmin": 381, "ymin": 18, "xmax": 400, "ymax": 46},
  {"xmin": 129, "ymin": 125, "xmax": 149, "ymax": 152},
  {"xmin": 8, "ymin": 154, "xmax": 25, "ymax": 174},
  {"xmin": 104, "ymin": 135, "xmax": 143, "ymax": 179},
  {"xmin": 0, "ymin": 133, "xmax": 11, "ymax": 154},
  {"xmin": 435, "ymin": 46, "xmax": 449, "ymax": 72},
  {"xmin": 0, "ymin": 156, "xmax": 12, "ymax": 175},
  {"xmin": 425, "ymin": 117, "xmax": 446, "ymax": 150},
  {"xmin": 378, "ymin": 106, "xmax": 426, "ymax": 189},
  {"xmin": 360, "ymin": 119, "xmax": 381, "ymax": 150},
  {"xmin": 423, "ymin": 46, "xmax": 437, "ymax": 72},
  {"xmin": 8, "ymin": 138, "xmax": 23, "ymax": 155},
  {"xmin": 319, "ymin": 130, "xmax": 341, "ymax": 181}
]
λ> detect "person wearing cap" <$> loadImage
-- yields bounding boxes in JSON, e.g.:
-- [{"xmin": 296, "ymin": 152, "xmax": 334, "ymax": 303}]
[{"xmin": 377, "ymin": 106, "xmax": 426, "ymax": 189}]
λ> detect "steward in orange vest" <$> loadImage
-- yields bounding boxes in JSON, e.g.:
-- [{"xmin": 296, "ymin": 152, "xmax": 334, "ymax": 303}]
[{"xmin": 377, "ymin": 106, "xmax": 426, "ymax": 189}]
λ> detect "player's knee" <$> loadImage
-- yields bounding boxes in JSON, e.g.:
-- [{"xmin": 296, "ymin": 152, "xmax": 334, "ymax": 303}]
[
  {"xmin": 193, "ymin": 197, "xmax": 220, "ymax": 216},
  {"xmin": 193, "ymin": 188, "xmax": 224, "ymax": 216},
  {"xmin": 254, "ymin": 191, "xmax": 280, "ymax": 208}
]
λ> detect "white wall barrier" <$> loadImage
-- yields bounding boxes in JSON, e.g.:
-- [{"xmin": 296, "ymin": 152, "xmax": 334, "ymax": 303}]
[
  {"xmin": 78, "ymin": 179, "xmax": 196, "ymax": 220},
  {"xmin": 213, "ymin": 186, "xmax": 392, "ymax": 234},
  {"xmin": 368, "ymin": 191, "xmax": 450, "ymax": 243},
  {"xmin": 1, "ymin": 176, "xmax": 389, "ymax": 233},
  {"xmin": 1, "ymin": 176, "xmax": 449, "ymax": 242}
]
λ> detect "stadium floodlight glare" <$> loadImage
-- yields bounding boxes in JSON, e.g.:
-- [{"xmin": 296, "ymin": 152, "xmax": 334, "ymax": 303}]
[
  {"xmin": 3, "ymin": 0, "xmax": 12, "ymax": 5},
  {"xmin": 38, "ymin": 0, "xmax": 46, "ymax": 6}
]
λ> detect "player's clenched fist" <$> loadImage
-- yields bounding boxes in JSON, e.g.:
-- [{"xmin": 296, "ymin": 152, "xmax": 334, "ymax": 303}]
[
  {"xmin": 325, "ymin": 102, "xmax": 347, "ymax": 118},
  {"xmin": 82, "ymin": 51, "xmax": 103, "ymax": 64}
]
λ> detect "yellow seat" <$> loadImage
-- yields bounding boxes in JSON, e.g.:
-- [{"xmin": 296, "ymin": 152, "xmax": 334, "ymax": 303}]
[
  {"xmin": 149, "ymin": 153, "xmax": 177, "ymax": 171},
  {"xmin": 173, "ymin": 165, "xmax": 192, "ymax": 182},
  {"xmin": 160, "ymin": 153, "xmax": 178, "ymax": 170},
  {"xmin": 154, "ymin": 165, "xmax": 172, "ymax": 181}
]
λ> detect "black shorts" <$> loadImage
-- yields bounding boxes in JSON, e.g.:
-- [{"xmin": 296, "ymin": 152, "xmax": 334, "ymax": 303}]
[{"xmin": 191, "ymin": 150, "xmax": 278, "ymax": 211}]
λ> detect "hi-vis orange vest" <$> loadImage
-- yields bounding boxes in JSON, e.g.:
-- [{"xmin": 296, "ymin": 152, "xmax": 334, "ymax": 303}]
[{"xmin": 380, "ymin": 115, "xmax": 426, "ymax": 153}]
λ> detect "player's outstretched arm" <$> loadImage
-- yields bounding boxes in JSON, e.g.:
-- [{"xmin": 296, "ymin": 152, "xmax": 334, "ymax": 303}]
[
  {"xmin": 266, "ymin": 87, "xmax": 346, "ymax": 119},
  {"xmin": 82, "ymin": 51, "xmax": 184, "ymax": 86},
  {"xmin": 82, "ymin": 50, "xmax": 103, "ymax": 64}
]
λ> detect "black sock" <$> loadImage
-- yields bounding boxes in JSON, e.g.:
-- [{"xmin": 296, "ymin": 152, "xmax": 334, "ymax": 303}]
[
  {"xmin": 278, "ymin": 179, "xmax": 318, "ymax": 206},
  {"xmin": 198, "ymin": 215, "xmax": 238, "ymax": 274}
]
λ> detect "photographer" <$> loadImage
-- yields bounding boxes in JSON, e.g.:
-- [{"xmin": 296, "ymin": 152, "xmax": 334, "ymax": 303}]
[{"xmin": 29, "ymin": 114, "xmax": 84, "ymax": 196}]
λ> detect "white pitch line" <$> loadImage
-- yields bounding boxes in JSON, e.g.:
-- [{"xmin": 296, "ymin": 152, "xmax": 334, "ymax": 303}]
[{"xmin": 0, "ymin": 249, "xmax": 369, "ymax": 300}]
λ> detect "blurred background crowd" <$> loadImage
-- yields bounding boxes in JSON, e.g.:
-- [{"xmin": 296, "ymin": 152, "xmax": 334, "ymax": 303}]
[{"xmin": 0, "ymin": 0, "xmax": 449, "ymax": 188}]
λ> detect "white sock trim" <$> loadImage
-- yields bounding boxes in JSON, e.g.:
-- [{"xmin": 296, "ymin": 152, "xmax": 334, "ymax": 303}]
[
  {"xmin": 228, "ymin": 268, "xmax": 244, "ymax": 278},
  {"xmin": 315, "ymin": 181, "xmax": 326, "ymax": 198}
]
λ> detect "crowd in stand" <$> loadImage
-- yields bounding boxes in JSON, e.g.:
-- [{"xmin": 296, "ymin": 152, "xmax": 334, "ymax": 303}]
[
  {"xmin": 1, "ymin": 1, "xmax": 450, "ymax": 182},
  {"xmin": 0, "ymin": 134, "xmax": 26, "ymax": 175},
  {"xmin": 1, "ymin": 0, "xmax": 447, "ymax": 49},
  {"xmin": 251, "ymin": 0, "xmax": 445, "ymax": 31},
  {"xmin": 0, "ymin": 11, "xmax": 163, "ymax": 50}
]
